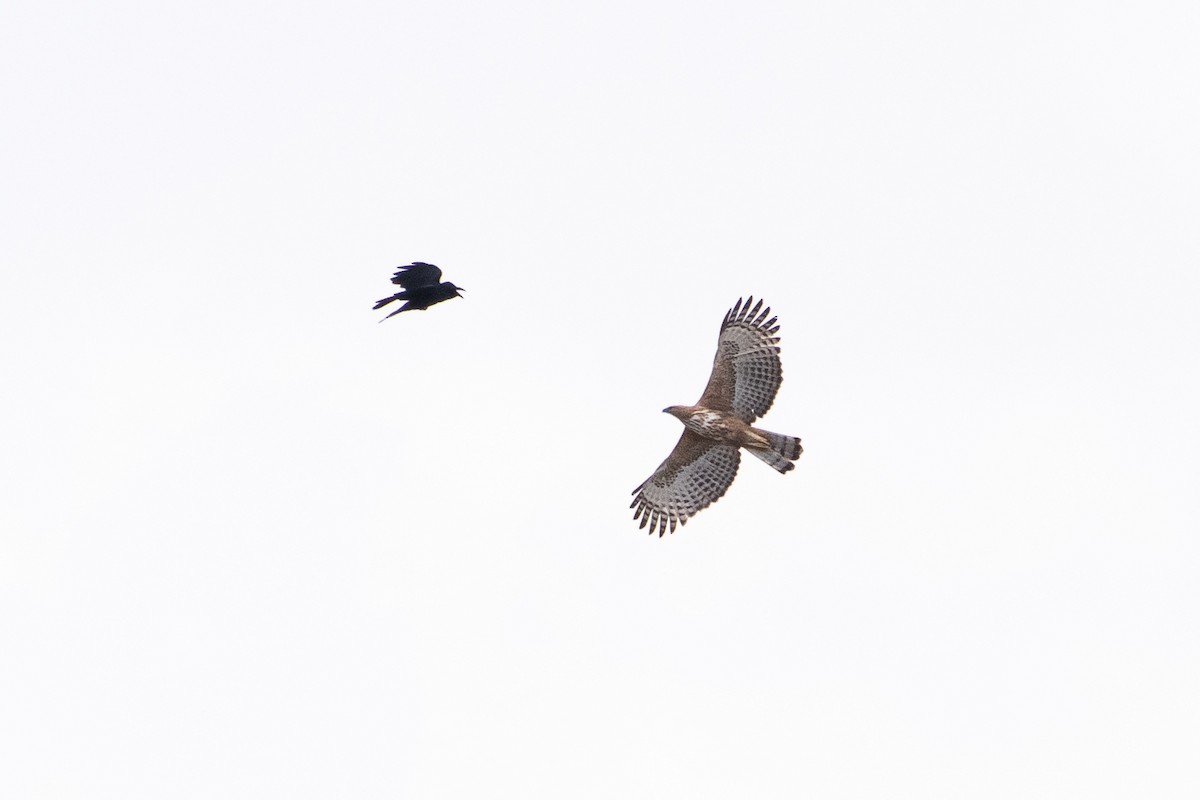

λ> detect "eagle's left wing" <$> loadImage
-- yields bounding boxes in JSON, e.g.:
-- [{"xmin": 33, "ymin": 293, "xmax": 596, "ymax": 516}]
[{"xmin": 696, "ymin": 296, "xmax": 784, "ymax": 423}]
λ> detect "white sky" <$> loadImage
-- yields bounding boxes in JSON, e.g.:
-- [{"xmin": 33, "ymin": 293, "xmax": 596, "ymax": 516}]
[{"xmin": 3, "ymin": 1, "xmax": 1198, "ymax": 797}]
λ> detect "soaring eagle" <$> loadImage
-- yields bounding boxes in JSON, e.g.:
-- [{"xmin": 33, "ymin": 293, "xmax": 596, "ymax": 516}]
[{"xmin": 631, "ymin": 297, "xmax": 803, "ymax": 536}]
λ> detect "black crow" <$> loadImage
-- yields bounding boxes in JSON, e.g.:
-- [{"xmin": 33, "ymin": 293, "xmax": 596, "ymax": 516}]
[{"xmin": 373, "ymin": 262, "xmax": 465, "ymax": 320}]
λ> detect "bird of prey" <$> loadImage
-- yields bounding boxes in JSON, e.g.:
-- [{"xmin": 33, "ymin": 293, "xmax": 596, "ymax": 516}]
[
  {"xmin": 373, "ymin": 262, "xmax": 465, "ymax": 320},
  {"xmin": 631, "ymin": 297, "xmax": 803, "ymax": 536}
]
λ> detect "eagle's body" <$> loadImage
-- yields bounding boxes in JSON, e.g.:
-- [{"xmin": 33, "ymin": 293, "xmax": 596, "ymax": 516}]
[
  {"xmin": 374, "ymin": 262, "xmax": 464, "ymax": 319},
  {"xmin": 664, "ymin": 405, "xmax": 768, "ymax": 448},
  {"xmin": 631, "ymin": 297, "xmax": 802, "ymax": 536}
]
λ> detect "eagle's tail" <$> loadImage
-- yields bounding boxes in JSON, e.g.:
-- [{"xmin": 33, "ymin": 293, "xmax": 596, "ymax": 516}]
[{"xmin": 747, "ymin": 429, "xmax": 803, "ymax": 474}]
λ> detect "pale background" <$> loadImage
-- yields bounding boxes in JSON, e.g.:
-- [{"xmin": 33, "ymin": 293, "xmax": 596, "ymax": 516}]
[{"xmin": 3, "ymin": 1, "xmax": 1198, "ymax": 798}]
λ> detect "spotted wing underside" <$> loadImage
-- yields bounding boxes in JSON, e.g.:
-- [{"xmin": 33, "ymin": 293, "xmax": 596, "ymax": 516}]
[
  {"xmin": 696, "ymin": 296, "xmax": 784, "ymax": 423},
  {"xmin": 630, "ymin": 431, "xmax": 741, "ymax": 537}
]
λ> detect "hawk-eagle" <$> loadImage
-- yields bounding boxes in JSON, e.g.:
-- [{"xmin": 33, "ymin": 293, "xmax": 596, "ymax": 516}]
[{"xmin": 631, "ymin": 297, "xmax": 802, "ymax": 536}]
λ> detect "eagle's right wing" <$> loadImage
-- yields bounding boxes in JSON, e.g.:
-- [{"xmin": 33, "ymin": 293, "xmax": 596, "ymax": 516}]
[{"xmin": 630, "ymin": 431, "xmax": 741, "ymax": 537}]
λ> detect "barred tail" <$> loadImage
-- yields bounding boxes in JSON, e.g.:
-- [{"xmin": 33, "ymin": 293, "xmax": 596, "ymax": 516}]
[{"xmin": 748, "ymin": 429, "xmax": 803, "ymax": 474}]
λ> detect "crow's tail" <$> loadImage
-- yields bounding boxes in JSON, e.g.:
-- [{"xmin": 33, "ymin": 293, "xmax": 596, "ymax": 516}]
[{"xmin": 373, "ymin": 291, "xmax": 409, "ymax": 310}]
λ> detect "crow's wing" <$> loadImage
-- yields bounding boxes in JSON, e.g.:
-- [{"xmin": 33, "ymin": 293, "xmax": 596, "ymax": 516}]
[{"xmin": 391, "ymin": 262, "xmax": 443, "ymax": 289}]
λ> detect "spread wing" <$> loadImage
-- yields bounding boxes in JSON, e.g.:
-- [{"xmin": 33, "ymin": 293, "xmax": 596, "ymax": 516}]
[
  {"xmin": 391, "ymin": 262, "xmax": 443, "ymax": 289},
  {"xmin": 696, "ymin": 296, "xmax": 783, "ymax": 423},
  {"xmin": 630, "ymin": 431, "xmax": 741, "ymax": 537}
]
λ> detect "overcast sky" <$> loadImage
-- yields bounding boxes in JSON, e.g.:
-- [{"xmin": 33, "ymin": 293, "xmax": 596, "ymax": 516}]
[{"xmin": 3, "ymin": 1, "xmax": 1198, "ymax": 797}]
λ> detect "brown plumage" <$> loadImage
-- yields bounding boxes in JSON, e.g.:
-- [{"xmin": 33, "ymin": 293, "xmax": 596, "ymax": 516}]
[{"xmin": 631, "ymin": 297, "xmax": 803, "ymax": 536}]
